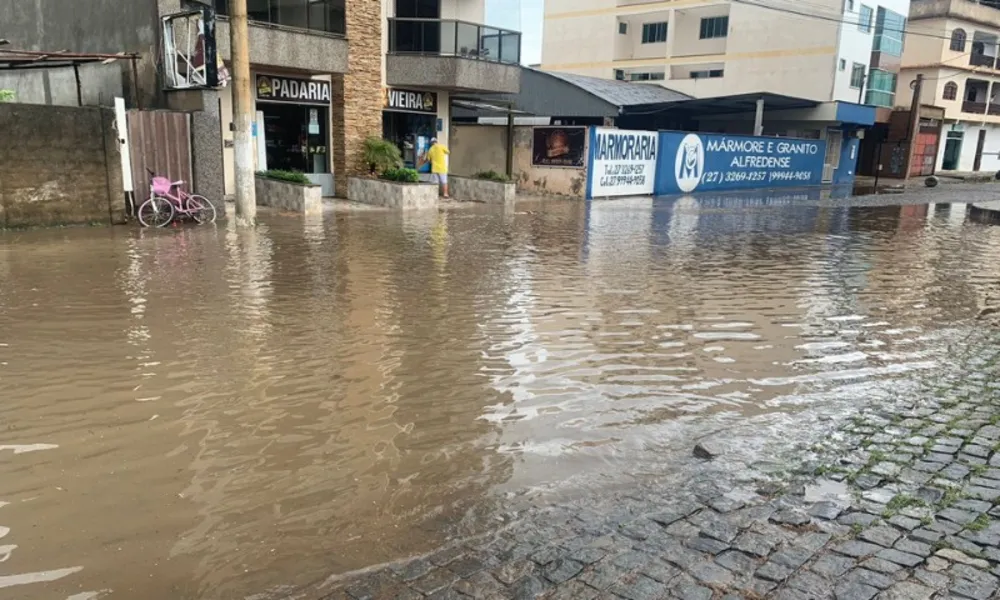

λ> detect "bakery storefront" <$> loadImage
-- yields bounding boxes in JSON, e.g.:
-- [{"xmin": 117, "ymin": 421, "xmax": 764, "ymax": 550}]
[
  {"xmin": 382, "ymin": 87, "xmax": 441, "ymax": 170},
  {"xmin": 255, "ymin": 74, "xmax": 334, "ymax": 195}
]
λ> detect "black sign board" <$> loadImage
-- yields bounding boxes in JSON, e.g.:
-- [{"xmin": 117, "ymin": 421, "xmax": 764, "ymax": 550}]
[
  {"xmin": 532, "ymin": 127, "xmax": 586, "ymax": 168},
  {"xmin": 383, "ymin": 87, "xmax": 438, "ymax": 114},
  {"xmin": 256, "ymin": 74, "xmax": 331, "ymax": 105}
]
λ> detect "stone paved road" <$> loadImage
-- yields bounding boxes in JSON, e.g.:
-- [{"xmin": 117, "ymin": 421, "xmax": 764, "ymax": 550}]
[{"xmin": 315, "ymin": 333, "xmax": 1000, "ymax": 599}]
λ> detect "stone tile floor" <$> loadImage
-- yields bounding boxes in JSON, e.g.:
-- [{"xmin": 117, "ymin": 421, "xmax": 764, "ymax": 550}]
[{"xmin": 318, "ymin": 337, "xmax": 1000, "ymax": 600}]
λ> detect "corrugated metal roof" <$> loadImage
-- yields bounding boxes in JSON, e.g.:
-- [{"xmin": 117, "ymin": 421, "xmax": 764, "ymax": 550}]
[{"xmin": 538, "ymin": 69, "xmax": 691, "ymax": 108}]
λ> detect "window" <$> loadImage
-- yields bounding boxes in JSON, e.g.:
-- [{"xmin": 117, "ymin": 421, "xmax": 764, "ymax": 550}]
[
  {"xmin": 846, "ymin": 0, "xmax": 855, "ymax": 10},
  {"xmin": 629, "ymin": 71, "xmax": 666, "ymax": 81},
  {"xmin": 858, "ymin": 5, "xmax": 873, "ymax": 33},
  {"xmin": 873, "ymin": 7, "xmax": 905, "ymax": 56},
  {"xmin": 690, "ymin": 69, "xmax": 724, "ymax": 79},
  {"xmin": 641, "ymin": 22, "xmax": 667, "ymax": 44},
  {"xmin": 943, "ymin": 81, "xmax": 958, "ymax": 100},
  {"xmin": 614, "ymin": 69, "xmax": 626, "ymax": 81},
  {"xmin": 839, "ymin": 58, "xmax": 847, "ymax": 71},
  {"xmin": 619, "ymin": 22, "xmax": 628, "ymax": 35},
  {"xmin": 214, "ymin": 0, "xmax": 345, "ymax": 34},
  {"xmin": 699, "ymin": 16, "xmax": 729, "ymax": 40},
  {"xmin": 951, "ymin": 28, "xmax": 967, "ymax": 52},
  {"xmin": 850, "ymin": 62, "xmax": 866, "ymax": 88},
  {"xmin": 864, "ymin": 68, "xmax": 897, "ymax": 107}
]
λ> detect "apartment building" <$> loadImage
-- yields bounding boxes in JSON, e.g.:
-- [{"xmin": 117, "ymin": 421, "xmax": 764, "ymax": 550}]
[
  {"xmin": 541, "ymin": 0, "xmax": 910, "ymax": 108},
  {"xmin": 898, "ymin": 0, "xmax": 1000, "ymax": 172},
  {"xmin": 381, "ymin": 0, "xmax": 521, "ymax": 169}
]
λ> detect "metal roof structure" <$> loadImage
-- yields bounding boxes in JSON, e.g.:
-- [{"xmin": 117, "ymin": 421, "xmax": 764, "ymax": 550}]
[
  {"xmin": 541, "ymin": 70, "xmax": 691, "ymax": 108},
  {"xmin": 0, "ymin": 45, "xmax": 140, "ymax": 106},
  {"xmin": 453, "ymin": 67, "xmax": 692, "ymax": 119},
  {"xmin": 0, "ymin": 48, "xmax": 138, "ymax": 71},
  {"xmin": 620, "ymin": 92, "xmax": 819, "ymax": 117}
]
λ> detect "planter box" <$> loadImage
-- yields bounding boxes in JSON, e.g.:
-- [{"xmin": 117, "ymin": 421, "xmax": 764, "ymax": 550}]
[
  {"xmin": 347, "ymin": 177, "xmax": 438, "ymax": 210},
  {"xmin": 255, "ymin": 176, "xmax": 322, "ymax": 214},
  {"xmin": 451, "ymin": 176, "xmax": 515, "ymax": 205}
]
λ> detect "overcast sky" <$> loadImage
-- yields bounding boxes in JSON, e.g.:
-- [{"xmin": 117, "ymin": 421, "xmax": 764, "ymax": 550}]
[{"xmin": 486, "ymin": 0, "xmax": 544, "ymax": 65}]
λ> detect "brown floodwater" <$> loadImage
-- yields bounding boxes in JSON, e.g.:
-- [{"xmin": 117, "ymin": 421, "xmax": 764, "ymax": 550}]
[{"xmin": 0, "ymin": 197, "xmax": 998, "ymax": 599}]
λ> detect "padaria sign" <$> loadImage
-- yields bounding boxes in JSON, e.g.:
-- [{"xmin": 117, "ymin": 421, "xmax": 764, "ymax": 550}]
[{"xmin": 256, "ymin": 75, "xmax": 331, "ymax": 105}]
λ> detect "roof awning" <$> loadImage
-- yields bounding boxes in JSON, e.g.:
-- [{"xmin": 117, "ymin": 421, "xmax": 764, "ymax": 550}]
[
  {"xmin": 0, "ymin": 48, "xmax": 138, "ymax": 70},
  {"xmin": 451, "ymin": 99, "xmax": 530, "ymax": 114}
]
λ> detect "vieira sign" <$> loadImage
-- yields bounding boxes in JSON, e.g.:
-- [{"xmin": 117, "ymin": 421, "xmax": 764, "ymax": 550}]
[{"xmin": 587, "ymin": 128, "xmax": 658, "ymax": 198}]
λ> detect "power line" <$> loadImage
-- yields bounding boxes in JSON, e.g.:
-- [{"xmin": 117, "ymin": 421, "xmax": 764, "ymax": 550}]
[{"xmin": 732, "ymin": 0, "xmax": 973, "ymax": 43}]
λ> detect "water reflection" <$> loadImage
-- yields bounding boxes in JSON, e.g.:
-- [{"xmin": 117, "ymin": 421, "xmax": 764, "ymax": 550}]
[{"xmin": 0, "ymin": 193, "xmax": 998, "ymax": 598}]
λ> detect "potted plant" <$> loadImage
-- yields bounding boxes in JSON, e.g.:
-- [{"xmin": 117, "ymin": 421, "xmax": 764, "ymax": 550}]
[
  {"xmin": 450, "ymin": 170, "xmax": 516, "ymax": 204},
  {"xmin": 348, "ymin": 138, "xmax": 438, "ymax": 209},
  {"xmin": 254, "ymin": 169, "xmax": 322, "ymax": 213}
]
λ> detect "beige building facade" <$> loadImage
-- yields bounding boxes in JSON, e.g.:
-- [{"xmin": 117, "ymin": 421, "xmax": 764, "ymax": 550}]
[
  {"xmin": 541, "ymin": 0, "xmax": 911, "ymax": 106},
  {"xmin": 898, "ymin": 0, "xmax": 1000, "ymax": 172}
]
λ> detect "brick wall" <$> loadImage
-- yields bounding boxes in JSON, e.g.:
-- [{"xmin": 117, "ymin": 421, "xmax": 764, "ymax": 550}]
[
  {"xmin": 332, "ymin": 0, "xmax": 384, "ymax": 195},
  {"xmin": 0, "ymin": 104, "xmax": 124, "ymax": 227}
]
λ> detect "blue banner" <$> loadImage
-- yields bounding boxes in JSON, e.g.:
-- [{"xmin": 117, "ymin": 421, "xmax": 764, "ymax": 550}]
[{"xmin": 654, "ymin": 131, "xmax": 827, "ymax": 196}]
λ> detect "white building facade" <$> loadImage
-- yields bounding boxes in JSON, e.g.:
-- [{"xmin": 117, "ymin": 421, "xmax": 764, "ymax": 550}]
[
  {"xmin": 541, "ymin": 0, "xmax": 911, "ymax": 107},
  {"xmin": 899, "ymin": 0, "xmax": 1000, "ymax": 172}
]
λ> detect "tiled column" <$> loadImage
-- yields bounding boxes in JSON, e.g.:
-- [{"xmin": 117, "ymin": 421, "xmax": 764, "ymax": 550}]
[{"xmin": 332, "ymin": 0, "xmax": 384, "ymax": 196}]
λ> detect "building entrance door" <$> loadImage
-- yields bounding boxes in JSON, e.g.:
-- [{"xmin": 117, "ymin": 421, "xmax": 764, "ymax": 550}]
[
  {"xmin": 942, "ymin": 131, "xmax": 963, "ymax": 171},
  {"xmin": 259, "ymin": 103, "xmax": 331, "ymax": 194}
]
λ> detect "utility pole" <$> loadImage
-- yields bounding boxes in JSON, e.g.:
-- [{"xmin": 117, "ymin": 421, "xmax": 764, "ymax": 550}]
[
  {"xmin": 905, "ymin": 74, "xmax": 925, "ymax": 179},
  {"xmin": 230, "ymin": 0, "xmax": 256, "ymax": 225}
]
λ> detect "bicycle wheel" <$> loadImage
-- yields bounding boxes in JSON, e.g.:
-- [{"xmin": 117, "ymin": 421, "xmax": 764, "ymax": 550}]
[
  {"xmin": 187, "ymin": 195, "xmax": 217, "ymax": 224},
  {"xmin": 137, "ymin": 197, "xmax": 175, "ymax": 228}
]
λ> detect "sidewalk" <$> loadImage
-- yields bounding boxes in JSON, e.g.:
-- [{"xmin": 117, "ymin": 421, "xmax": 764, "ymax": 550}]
[{"xmin": 315, "ymin": 329, "xmax": 1000, "ymax": 600}]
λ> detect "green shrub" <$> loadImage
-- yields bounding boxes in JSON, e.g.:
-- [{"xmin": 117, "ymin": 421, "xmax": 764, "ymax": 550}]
[
  {"xmin": 0, "ymin": 90, "xmax": 13, "ymax": 103},
  {"xmin": 380, "ymin": 167, "xmax": 420, "ymax": 183},
  {"xmin": 473, "ymin": 170, "xmax": 510, "ymax": 183},
  {"xmin": 363, "ymin": 137, "xmax": 402, "ymax": 175},
  {"xmin": 256, "ymin": 169, "xmax": 311, "ymax": 185}
]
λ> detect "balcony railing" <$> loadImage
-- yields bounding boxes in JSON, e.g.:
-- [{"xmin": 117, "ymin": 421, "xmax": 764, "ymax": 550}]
[
  {"xmin": 989, "ymin": 103, "xmax": 1000, "ymax": 116},
  {"xmin": 387, "ymin": 18, "xmax": 521, "ymax": 65},
  {"xmin": 213, "ymin": 0, "xmax": 346, "ymax": 35},
  {"xmin": 963, "ymin": 100, "xmax": 988, "ymax": 113},
  {"xmin": 970, "ymin": 52, "xmax": 997, "ymax": 68}
]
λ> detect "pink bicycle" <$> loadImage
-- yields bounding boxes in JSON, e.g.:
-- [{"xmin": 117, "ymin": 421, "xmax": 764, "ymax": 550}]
[{"xmin": 137, "ymin": 169, "xmax": 217, "ymax": 228}]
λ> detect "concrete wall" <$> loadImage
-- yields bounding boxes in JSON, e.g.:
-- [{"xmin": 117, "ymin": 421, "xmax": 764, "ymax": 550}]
[
  {"xmin": 0, "ymin": 103, "xmax": 124, "ymax": 227},
  {"xmin": 385, "ymin": 55, "xmax": 521, "ymax": 94},
  {"xmin": 450, "ymin": 124, "xmax": 587, "ymax": 197},
  {"xmin": 166, "ymin": 90, "xmax": 227, "ymax": 212},
  {"xmin": 215, "ymin": 19, "xmax": 349, "ymax": 73},
  {"xmin": 0, "ymin": 0, "xmax": 160, "ymax": 108},
  {"xmin": 0, "ymin": 63, "xmax": 124, "ymax": 107}
]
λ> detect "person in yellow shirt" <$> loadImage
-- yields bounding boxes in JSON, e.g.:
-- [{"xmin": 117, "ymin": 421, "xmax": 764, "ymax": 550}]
[{"xmin": 424, "ymin": 138, "xmax": 450, "ymax": 198}]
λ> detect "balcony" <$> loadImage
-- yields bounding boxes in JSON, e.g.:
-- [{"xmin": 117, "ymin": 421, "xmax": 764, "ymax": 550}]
[
  {"xmin": 963, "ymin": 100, "xmax": 988, "ymax": 113},
  {"xmin": 386, "ymin": 18, "xmax": 521, "ymax": 94},
  {"xmin": 212, "ymin": 0, "xmax": 348, "ymax": 72},
  {"xmin": 970, "ymin": 52, "xmax": 997, "ymax": 68},
  {"xmin": 989, "ymin": 103, "xmax": 1000, "ymax": 116}
]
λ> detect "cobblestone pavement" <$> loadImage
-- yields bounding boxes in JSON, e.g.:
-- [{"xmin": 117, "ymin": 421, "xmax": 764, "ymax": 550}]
[{"xmin": 315, "ymin": 334, "xmax": 1000, "ymax": 600}]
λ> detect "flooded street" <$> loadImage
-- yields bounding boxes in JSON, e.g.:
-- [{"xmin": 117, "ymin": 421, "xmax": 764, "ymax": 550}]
[{"xmin": 1, "ymin": 196, "xmax": 999, "ymax": 599}]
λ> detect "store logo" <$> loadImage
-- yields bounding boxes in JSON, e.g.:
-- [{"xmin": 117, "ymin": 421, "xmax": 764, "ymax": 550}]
[{"xmin": 675, "ymin": 133, "xmax": 705, "ymax": 193}]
